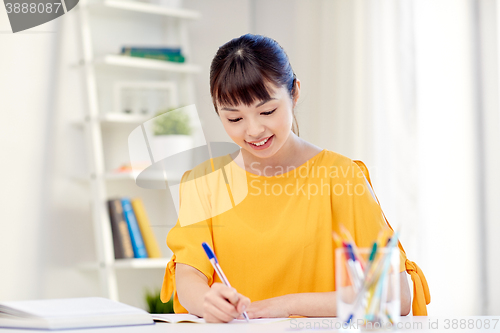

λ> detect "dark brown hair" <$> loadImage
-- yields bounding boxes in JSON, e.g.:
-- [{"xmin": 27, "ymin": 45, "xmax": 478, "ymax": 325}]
[{"xmin": 209, "ymin": 34, "xmax": 299, "ymax": 135}]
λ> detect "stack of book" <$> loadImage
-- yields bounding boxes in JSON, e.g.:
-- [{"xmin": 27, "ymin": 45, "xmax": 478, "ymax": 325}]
[
  {"xmin": 107, "ymin": 197, "xmax": 162, "ymax": 259},
  {"xmin": 121, "ymin": 46, "xmax": 185, "ymax": 63}
]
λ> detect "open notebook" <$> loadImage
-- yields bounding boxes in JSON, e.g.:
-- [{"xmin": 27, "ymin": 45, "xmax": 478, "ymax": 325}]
[
  {"xmin": 152, "ymin": 314, "xmax": 205, "ymax": 323},
  {"xmin": 0, "ymin": 297, "xmax": 154, "ymax": 330},
  {"xmin": 152, "ymin": 313, "xmax": 289, "ymax": 324}
]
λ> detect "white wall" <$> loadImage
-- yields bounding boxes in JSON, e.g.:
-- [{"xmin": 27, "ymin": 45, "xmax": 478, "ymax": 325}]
[{"xmin": 0, "ymin": 9, "xmax": 58, "ymax": 301}]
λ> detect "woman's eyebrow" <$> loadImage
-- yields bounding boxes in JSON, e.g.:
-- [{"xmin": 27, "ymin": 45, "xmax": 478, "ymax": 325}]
[{"xmin": 221, "ymin": 106, "xmax": 239, "ymax": 111}]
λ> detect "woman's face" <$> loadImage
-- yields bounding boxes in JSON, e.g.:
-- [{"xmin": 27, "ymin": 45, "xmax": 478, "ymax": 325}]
[{"xmin": 217, "ymin": 82, "xmax": 298, "ymax": 160}]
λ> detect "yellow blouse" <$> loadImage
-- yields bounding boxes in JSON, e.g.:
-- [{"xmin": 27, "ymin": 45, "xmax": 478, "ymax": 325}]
[{"xmin": 160, "ymin": 150, "xmax": 430, "ymax": 315}]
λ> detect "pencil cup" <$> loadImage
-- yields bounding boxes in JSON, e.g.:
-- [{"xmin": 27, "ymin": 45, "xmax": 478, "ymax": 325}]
[{"xmin": 335, "ymin": 247, "xmax": 400, "ymax": 327}]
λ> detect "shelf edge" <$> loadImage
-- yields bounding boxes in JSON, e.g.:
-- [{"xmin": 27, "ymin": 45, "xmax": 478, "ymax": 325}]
[
  {"xmin": 78, "ymin": 257, "xmax": 172, "ymax": 270},
  {"xmin": 102, "ymin": 0, "xmax": 201, "ymax": 20}
]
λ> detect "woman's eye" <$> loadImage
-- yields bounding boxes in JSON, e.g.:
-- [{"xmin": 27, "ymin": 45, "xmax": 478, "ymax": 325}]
[
  {"xmin": 228, "ymin": 117, "xmax": 242, "ymax": 123},
  {"xmin": 261, "ymin": 108, "xmax": 277, "ymax": 116}
]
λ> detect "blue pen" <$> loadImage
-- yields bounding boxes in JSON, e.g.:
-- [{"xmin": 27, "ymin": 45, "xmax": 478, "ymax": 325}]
[
  {"xmin": 347, "ymin": 244, "xmax": 365, "ymax": 285},
  {"xmin": 201, "ymin": 242, "xmax": 250, "ymax": 322}
]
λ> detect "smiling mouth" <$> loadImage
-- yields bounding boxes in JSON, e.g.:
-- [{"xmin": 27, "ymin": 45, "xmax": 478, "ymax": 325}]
[{"xmin": 246, "ymin": 136, "xmax": 273, "ymax": 147}]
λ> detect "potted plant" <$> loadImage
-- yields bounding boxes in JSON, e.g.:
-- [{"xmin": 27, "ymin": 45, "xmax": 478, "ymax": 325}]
[
  {"xmin": 151, "ymin": 108, "xmax": 194, "ymax": 177},
  {"xmin": 153, "ymin": 108, "xmax": 191, "ymax": 137},
  {"xmin": 144, "ymin": 288, "xmax": 174, "ymax": 314}
]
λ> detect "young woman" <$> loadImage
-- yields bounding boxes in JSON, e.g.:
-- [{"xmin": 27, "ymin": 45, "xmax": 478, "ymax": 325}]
[{"xmin": 160, "ymin": 34, "xmax": 430, "ymax": 323}]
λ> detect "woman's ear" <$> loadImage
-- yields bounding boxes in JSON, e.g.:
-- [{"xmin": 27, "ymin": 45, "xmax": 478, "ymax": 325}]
[{"xmin": 293, "ymin": 79, "xmax": 301, "ymax": 107}]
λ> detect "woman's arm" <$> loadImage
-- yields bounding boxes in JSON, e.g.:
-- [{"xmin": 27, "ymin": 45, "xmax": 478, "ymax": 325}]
[
  {"xmin": 175, "ymin": 263, "xmax": 250, "ymax": 322},
  {"xmin": 246, "ymin": 272, "xmax": 411, "ymax": 318},
  {"xmin": 175, "ymin": 263, "xmax": 211, "ymax": 316},
  {"xmin": 400, "ymin": 270, "xmax": 411, "ymax": 316}
]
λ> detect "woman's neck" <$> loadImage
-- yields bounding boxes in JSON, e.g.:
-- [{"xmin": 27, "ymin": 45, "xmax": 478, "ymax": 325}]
[{"xmin": 240, "ymin": 132, "xmax": 306, "ymax": 175}]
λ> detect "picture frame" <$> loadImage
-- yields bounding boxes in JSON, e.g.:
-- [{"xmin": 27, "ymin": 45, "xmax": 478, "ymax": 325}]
[{"xmin": 113, "ymin": 81, "xmax": 179, "ymax": 117}]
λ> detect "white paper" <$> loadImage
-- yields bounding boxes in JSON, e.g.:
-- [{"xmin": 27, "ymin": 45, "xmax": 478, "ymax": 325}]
[
  {"xmin": 152, "ymin": 313, "xmax": 205, "ymax": 323},
  {"xmin": 230, "ymin": 318, "xmax": 290, "ymax": 324},
  {"xmin": 152, "ymin": 314, "xmax": 289, "ymax": 324}
]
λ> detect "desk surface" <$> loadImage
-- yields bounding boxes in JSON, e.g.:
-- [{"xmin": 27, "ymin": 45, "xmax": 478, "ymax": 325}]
[{"xmin": 1, "ymin": 316, "xmax": 499, "ymax": 332}]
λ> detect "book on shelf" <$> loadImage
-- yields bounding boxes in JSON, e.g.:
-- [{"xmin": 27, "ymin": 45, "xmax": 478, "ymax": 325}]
[
  {"xmin": 107, "ymin": 199, "xmax": 134, "ymax": 259},
  {"xmin": 0, "ymin": 297, "xmax": 153, "ymax": 330},
  {"xmin": 125, "ymin": 52, "xmax": 185, "ymax": 63},
  {"xmin": 108, "ymin": 196, "xmax": 163, "ymax": 259},
  {"xmin": 132, "ymin": 198, "xmax": 162, "ymax": 258},
  {"xmin": 121, "ymin": 197, "xmax": 148, "ymax": 258},
  {"xmin": 120, "ymin": 46, "xmax": 185, "ymax": 63},
  {"xmin": 121, "ymin": 46, "xmax": 181, "ymax": 55}
]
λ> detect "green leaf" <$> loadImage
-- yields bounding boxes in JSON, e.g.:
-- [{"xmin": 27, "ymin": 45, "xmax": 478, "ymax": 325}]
[
  {"xmin": 144, "ymin": 288, "xmax": 174, "ymax": 314},
  {"xmin": 153, "ymin": 108, "xmax": 192, "ymax": 136}
]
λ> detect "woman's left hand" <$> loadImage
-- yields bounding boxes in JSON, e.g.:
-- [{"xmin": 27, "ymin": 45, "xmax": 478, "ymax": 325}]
[{"xmin": 242, "ymin": 295, "xmax": 292, "ymax": 319}]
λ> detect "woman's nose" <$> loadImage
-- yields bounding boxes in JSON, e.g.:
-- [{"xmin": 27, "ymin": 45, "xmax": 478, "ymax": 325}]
[{"xmin": 246, "ymin": 118, "xmax": 265, "ymax": 138}]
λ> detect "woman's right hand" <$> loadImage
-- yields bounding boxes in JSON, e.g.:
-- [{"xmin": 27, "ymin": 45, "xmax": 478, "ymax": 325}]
[{"xmin": 202, "ymin": 283, "xmax": 250, "ymax": 323}]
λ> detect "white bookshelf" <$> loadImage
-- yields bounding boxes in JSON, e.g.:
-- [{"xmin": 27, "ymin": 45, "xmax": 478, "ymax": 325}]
[
  {"xmin": 99, "ymin": 113, "xmax": 150, "ymax": 124},
  {"xmin": 80, "ymin": 257, "xmax": 172, "ymax": 270},
  {"xmin": 104, "ymin": 172, "xmax": 141, "ymax": 181},
  {"xmin": 72, "ymin": 114, "xmax": 152, "ymax": 127},
  {"xmin": 75, "ymin": 0, "xmax": 199, "ymax": 302},
  {"xmin": 95, "ymin": 55, "xmax": 201, "ymax": 73},
  {"xmin": 74, "ymin": 172, "xmax": 181, "ymax": 183}
]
